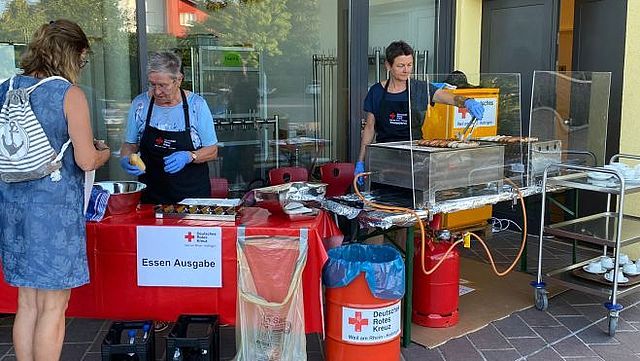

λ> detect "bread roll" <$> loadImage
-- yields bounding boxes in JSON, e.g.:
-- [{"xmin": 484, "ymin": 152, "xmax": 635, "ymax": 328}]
[{"xmin": 129, "ymin": 153, "xmax": 146, "ymax": 171}]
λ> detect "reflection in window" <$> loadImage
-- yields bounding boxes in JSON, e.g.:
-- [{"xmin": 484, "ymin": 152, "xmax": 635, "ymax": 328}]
[
  {"xmin": 179, "ymin": 12, "xmax": 196, "ymax": 27},
  {"xmin": 0, "ymin": 0, "xmax": 139, "ymax": 181},
  {"xmin": 146, "ymin": 0, "xmax": 340, "ymax": 195}
]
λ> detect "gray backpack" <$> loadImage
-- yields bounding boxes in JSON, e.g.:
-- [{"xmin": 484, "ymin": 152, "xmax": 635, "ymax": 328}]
[{"xmin": 0, "ymin": 76, "xmax": 72, "ymax": 183}]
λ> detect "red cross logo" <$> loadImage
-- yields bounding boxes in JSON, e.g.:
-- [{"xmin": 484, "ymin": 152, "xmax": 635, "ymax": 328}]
[
  {"xmin": 348, "ymin": 312, "xmax": 369, "ymax": 332},
  {"xmin": 389, "ymin": 112, "xmax": 396, "ymax": 119},
  {"xmin": 155, "ymin": 137, "xmax": 164, "ymax": 145},
  {"xmin": 184, "ymin": 232, "xmax": 195, "ymax": 242},
  {"xmin": 457, "ymin": 106, "xmax": 469, "ymax": 118}
]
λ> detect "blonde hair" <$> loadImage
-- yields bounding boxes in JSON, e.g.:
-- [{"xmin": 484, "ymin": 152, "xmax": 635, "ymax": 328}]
[{"xmin": 20, "ymin": 19, "xmax": 90, "ymax": 84}]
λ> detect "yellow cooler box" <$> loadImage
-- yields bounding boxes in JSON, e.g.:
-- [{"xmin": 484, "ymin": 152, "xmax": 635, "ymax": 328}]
[
  {"xmin": 422, "ymin": 88, "xmax": 499, "ymax": 140},
  {"xmin": 423, "ymin": 87, "xmax": 500, "ymax": 230}
]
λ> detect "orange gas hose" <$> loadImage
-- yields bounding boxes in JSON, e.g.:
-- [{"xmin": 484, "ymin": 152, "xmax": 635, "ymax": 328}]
[{"xmin": 352, "ymin": 173, "xmax": 527, "ymax": 277}]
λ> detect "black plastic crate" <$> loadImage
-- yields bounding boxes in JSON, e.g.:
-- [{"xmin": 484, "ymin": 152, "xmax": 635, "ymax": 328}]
[
  {"xmin": 101, "ymin": 321, "xmax": 155, "ymax": 361},
  {"xmin": 166, "ymin": 315, "xmax": 220, "ymax": 361}
]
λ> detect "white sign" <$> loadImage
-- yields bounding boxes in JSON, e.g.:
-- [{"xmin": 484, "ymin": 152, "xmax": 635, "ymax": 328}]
[
  {"xmin": 341, "ymin": 301, "xmax": 401, "ymax": 344},
  {"xmin": 454, "ymin": 97, "xmax": 498, "ymax": 128},
  {"xmin": 136, "ymin": 226, "xmax": 222, "ymax": 287}
]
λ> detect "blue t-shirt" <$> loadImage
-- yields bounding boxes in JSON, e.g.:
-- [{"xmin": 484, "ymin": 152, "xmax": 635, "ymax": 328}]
[
  {"xmin": 363, "ymin": 80, "xmax": 438, "ymax": 116},
  {"xmin": 124, "ymin": 91, "xmax": 218, "ymax": 148},
  {"xmin": 363, "ymin": 80, "xmax": 438, "ymax": 141}
]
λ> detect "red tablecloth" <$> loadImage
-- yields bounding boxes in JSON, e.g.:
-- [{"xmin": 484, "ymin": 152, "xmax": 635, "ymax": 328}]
[{"xmin": 0, "ymin": 206, "xmax": 341, "ymax": 334}]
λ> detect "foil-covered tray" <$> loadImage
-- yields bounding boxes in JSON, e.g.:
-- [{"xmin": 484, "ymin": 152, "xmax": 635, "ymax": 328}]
[
  {"xmin": 154, "ymin": 198, "xmax": 242, "ymax": 221},
  {"xmin": 253, "ymin": 182, "xmax": 326, "ymax": 216}
]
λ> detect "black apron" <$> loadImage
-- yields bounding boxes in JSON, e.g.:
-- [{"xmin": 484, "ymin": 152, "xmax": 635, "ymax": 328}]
[
  {"xmin": 375, "ymin": 80, "xmax": 423, "ymax": 143},
  {"xmin": 139, "ymin": 89, "xmax": 210, "ymax": 204},
  {"xmin": 375, "ymin": 80, "xmax": 411, "ymax": 143}
]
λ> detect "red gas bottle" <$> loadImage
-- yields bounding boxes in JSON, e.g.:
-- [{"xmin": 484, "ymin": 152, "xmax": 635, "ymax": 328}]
[{"xmin": 412, "ymin": 216, "xmax": 460, "ymax": 328}]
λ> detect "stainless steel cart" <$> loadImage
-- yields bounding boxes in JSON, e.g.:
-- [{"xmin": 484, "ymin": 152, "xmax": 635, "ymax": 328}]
[{"xmin": 532, "ymin": 154, "xmax": 640, "ymax": 336}]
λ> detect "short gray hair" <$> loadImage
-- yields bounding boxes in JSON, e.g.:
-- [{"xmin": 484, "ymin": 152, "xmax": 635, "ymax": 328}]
[{"xmin": 147, "ymin": 51, "xmax": 182, "ymax": 79}]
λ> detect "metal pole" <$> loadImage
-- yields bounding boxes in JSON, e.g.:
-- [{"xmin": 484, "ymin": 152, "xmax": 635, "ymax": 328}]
[
  {"xmin": 375, "ymin": 49, "xmax": 381, "ymax": 83},
  {"xmin": 402, "ymin": 226, "xmax": 414, "ymax": 348},
  {"xmin": 274, "ymin": 114, "xmax": 280, "ymax": 168},
  {"xmin": 328, "ymin": 56, "xmax": 334, "ymax": 160},
  {"xmin": 422, "ymin": 50, "xmax": 428, "ymax": 78},
  {"xmin": 135, "ymin": 0, "xmax": 148, "ymax": 93}
]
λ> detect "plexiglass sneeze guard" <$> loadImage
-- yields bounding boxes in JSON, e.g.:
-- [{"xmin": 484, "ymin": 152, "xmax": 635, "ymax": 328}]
[
  {"xmin": 366, "ymin": 73, "xmax": 523, "ymax": 209},
  {"xmin": 529, "ymin": 71, "xmax": 612, "ymax": 184}
]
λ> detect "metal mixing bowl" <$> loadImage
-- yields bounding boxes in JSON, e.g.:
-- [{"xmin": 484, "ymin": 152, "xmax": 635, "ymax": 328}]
[{"xmin": 95, "ymin": 181, "xmax": 146, "ymax": 215}]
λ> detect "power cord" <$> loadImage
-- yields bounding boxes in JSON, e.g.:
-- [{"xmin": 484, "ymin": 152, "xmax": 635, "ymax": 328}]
[{"xmin": 489, "ymin": 217, "xmax": 523, "ymax": 233}]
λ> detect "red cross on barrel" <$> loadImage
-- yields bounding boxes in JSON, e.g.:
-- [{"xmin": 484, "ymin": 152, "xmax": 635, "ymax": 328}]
[{"xmin": 348, "ymin": 311, "xmax": 369, "ymax": 332}]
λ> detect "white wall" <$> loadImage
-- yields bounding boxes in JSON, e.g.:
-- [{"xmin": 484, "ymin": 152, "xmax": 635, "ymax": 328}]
[{"xmin": 369, "ymin": 0, "xmax": 437, "ymax": 70}]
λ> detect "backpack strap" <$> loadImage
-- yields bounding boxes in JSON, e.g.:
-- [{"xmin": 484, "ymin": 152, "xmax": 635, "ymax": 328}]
[
  {"xmin": 49, "ymin": 138, "xmax": 73, "ymax": 182},
  {"xmin": 25, "ymin": 76, "xmax": 70, "ymax": 95}
]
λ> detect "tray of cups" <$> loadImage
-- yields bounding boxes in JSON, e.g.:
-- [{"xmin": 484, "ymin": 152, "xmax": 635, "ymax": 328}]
[
  {"xmin": 154, "ymin": 198, "xmax": 242, "ymax": 221},
  {"xmin": 573, "ymin": 256, "xmax": 640, "ymax": 286}
]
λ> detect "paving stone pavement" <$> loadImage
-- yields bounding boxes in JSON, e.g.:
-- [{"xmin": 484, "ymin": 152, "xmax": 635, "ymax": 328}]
[{"xmin": 1, "ymin": 231, "xmax": 638, "ymax": 360}]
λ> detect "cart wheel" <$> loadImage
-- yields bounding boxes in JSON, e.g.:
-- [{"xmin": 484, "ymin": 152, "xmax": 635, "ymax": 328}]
[
  {"xmin": 608, "ymin": 314, "xmax": 618, "ymax": 337},
  {"xmin": 534, "ymin": 288, "xmax": 548, "ymax": 311}
]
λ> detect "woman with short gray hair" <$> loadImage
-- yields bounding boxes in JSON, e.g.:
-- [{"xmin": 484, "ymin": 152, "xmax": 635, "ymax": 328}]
[
  {"xmin": 120, "ymin": 51, "xmax": 218, "ymax": 204},
  {"xmin": 147, "ymin": 51, "xmax": 182, "ymax": 78}
]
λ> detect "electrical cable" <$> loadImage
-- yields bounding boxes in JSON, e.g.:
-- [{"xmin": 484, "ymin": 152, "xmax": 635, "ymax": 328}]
[
  {"xmin": 353, "ymin": 173, "xmax": 528, "ymax": 277},
  {"xmin": 490, "ymin": 217, "xmax": 523, "ymax": 233}
]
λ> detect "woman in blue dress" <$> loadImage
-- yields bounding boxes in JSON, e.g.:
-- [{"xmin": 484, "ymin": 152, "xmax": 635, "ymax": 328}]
[{"xmin": 0, "ymin": 20, "xmax": 110, "ymax": 360}]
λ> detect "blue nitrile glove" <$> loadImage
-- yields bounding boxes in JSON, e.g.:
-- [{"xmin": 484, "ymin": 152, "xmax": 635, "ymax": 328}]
[
  {"xmin": 164, "ymin": 151, "xmax": 192, "ymax": 174},
  {"xmin": 119, "ymin": 156, "xmax": 144, "ymax": 176},
  {"xmin": 354, "ymin": 161, "xmax": 366, "ymax": 186},
  {"xmin": 464, "ymin": 98, "xmax": 484, "ymax": 120}
]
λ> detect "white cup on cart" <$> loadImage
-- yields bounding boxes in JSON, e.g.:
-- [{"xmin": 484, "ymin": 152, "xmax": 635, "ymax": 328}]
[
  {"xmin": 618, "ymin": 253, "xmax": 630, "ymax": 265},
  {"xmin": 605, "ymin": 163, "xmax": 634, "ymax": 180},
  {"xmin": 586, "ymin": 261, "xmax": 604, "ymax": 273},
  {"xmin": 601, "ymin": 256, "xmax": 615, "ymax": 269},
  {"xmin": 605, "ymin": 268, "xmax": 628, "ymax": 283},
  {"xmin": 623, "ymin": 263, "xmax": 638, "ymax": 275}
]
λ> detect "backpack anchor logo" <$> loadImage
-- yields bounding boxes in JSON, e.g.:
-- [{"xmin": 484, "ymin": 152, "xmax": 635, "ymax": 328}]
[{"xmin": 0, "ymin": 120, "xmax": 28, "ymax": 160}]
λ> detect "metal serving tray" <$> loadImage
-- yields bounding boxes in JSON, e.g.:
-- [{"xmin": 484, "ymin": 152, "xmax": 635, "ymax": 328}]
[
  {"xmin": 366, "ymin": 140, "xmax": 505, "ymax": 208},
  {"xmin": 547, "ymin": 172, "xmax": 640, "ymax": 194},
  {"xmin": 545, "ymin": 212, "xmax": 640, "ymax": 247},
  {"xmin": 546, "ymin": 257, "xmax": 640, "ymax": 298},
  {"xmin": 154, "ymin": 198, "xmax": 242, "ymax": 221}
]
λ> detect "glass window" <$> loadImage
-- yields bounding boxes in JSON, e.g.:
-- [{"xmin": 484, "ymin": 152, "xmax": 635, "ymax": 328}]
[
  {"xmin": 0, "ymin": 0, "xmax": 139, "ymax": 181},
  {"xmin": 144, "ymin": 0, "xmax": 340, "ymax": 195},
  {"xmin": 368, "ymin": 0, "xmax": 438, "ymax": 85}
]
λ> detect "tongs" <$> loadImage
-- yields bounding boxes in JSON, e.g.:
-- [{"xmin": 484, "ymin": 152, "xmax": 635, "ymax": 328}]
[{"xmin": 456, "ymin": 116, "xmax": 478, "ymax": 142}]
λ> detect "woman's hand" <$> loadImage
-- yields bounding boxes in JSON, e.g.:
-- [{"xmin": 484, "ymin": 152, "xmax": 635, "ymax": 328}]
[
  {"xmin": 463, "ymin": 98, "xmax": 484, "ymax": 120},
  {"xmin": 93, "ymin": 139, "xmax": 109, "ymax": 151}
]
